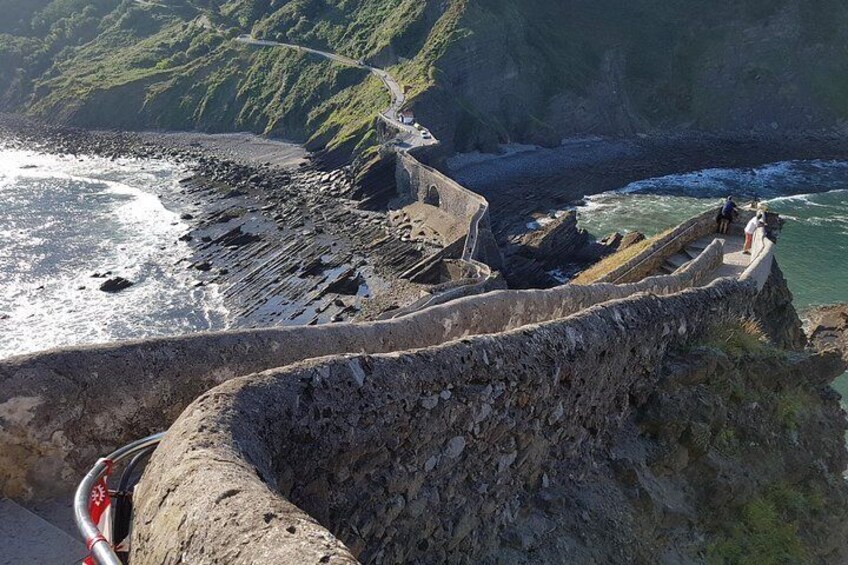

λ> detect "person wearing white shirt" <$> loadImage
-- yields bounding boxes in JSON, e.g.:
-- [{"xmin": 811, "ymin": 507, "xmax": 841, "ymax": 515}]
[{"xmin": 743, "ymin": 213, "xmax": 764, "ymax": 255}]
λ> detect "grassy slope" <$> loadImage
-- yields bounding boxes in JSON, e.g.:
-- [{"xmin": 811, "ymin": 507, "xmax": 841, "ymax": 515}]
[
  {"xmin": 570, "ymin": 229, "xmax": 674, "ymax": 285},
  {"xmin": 2, "ymin": 0, "xmax": 848, "ymax": 154},
  {"xmin": 0, "ymin": 0, "xmax": 401, "ymax": 152}
]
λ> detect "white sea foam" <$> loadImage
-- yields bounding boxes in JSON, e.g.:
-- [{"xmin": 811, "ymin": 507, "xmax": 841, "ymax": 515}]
[
  {"xmin": 614, "ymin": 160, "xmax": 848, "ymax": 199},
  {"xmin": 0, "ymin": 147, "xmax": 229, "ymax": 359}
]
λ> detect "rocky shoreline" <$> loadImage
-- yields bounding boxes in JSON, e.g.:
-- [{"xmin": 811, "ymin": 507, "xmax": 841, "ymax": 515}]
[
  {"xmin": 0, "ymin": 114, "xmax": 430, "ymax": 330},
  {"xmin": 6, "ymin": 112, "xmax": 848, "ymax": 334}
]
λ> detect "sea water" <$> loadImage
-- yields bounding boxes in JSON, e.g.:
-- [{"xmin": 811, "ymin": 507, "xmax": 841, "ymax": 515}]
[
  {"xmin": 0, "ymin": 146, "xmax": 229, "ymax": 359},
  {"xmin": 574, "ymin": 159, "xmax": 848, "ymax": 399}
]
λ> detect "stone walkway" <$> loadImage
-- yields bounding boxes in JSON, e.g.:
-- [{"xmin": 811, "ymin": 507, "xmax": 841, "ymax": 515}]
[
  {"xmin": 695, "ymin": 233, "xmax": 751, "ymax": 280},
  {"xmin": 654, "ymin": 231, "xmax": 751, "ymax": 281},
  {"xmin": 0, "ymin": 499, "xmax": 86, "ymax": 564}
]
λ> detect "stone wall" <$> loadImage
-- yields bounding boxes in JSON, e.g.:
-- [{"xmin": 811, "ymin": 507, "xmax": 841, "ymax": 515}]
[
  {"xmin": 395, "ymin": 149, "xmax": 503, "ymax": 270},
  {"xmin": 744, "ymin": 229, "xmax": 805, "ymax": 349},
  {"xmin": 739, "ymin": 227, "xmax": 775, "ymax": 291},
  {"xmin": 130, "ymin": 278, "xmax": 755, "ymax": 564},
  {"xmin": 0, "ymin": 240, "xmax": 724, "ymax": 499},
  {"xmin": 384, "ymin": 261, "xmax": 503, "ymax": 320},
  {"xmin": 596, "ymin": 207, "xmax": 721, "ymax": 283}
]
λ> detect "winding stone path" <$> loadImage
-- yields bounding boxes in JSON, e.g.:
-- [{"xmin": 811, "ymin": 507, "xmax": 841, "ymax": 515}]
[{"xmin": 235, "ymin": 35, "xmax": 438, "ymax": 150}]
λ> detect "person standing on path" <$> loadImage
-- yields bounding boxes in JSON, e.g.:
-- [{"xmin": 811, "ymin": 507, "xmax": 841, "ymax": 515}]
[
  {"xmin": 717, "ymin": 196, "xmax": 738, "ymax": 234},
  {"xmin": 743, "ymin": 213, "xmax": 764, "ymax": 255}
]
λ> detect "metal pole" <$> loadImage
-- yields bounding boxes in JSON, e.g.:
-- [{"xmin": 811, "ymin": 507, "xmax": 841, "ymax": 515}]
[{"xmin": 74, "ymin": 432, "xmax": 165, "ymax": 565}]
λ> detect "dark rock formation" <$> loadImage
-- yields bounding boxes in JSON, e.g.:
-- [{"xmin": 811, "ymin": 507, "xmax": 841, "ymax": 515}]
[
  {"xmin": 519, "ymin": 212, "xmax": 589, "ymax": 266},
  {"xmin": 504, "ymin": 254, "xmax": 559, "ymax": 288},
  {"xmin": 503, "ymin": 214, "xmax": 645, "ymax": 288},
  {"xmin": 323, "ymin": 270, "xmax": 364, "ymax": 296},
  {"xmin": 805, "ymin": 303, "xmax": 848, "ymax": 362},
  {"xmin": 506, "ymin": 211, "xmax": 590, "ymax": 287},
  {"xmin": 353, "ymin": 149, "xmax": 398, "ymax": 211},
  {"xmin": 751, "ymin": 261, "xmax": 806, "ymax": 350},
  {"xmin": 98, "ymin": 277, "xmax": 133, "ymax": 293},
  {"xmin": 213, "ymin": 227, "xmax": 261, "ymax": 248},
  {"xmin": 598, "ymin": 231, "xmax": 623, "ymax": 250}
]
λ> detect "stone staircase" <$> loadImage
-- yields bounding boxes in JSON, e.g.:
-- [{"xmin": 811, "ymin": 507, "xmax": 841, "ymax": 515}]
[
  {"xmin": 655, "ymin": 232, "xmax": 751, "ymax": 282},
  {"xmin": 0, "ymin": 498, "xmax": 86, "ymax": 564},
  {"xmin": 657, "ymin": 240, "xmax": 710, "ymax": 275}
]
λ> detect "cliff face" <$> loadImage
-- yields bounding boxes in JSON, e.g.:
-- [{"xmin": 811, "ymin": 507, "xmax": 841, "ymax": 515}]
[
  {"xmin": 417, "ymin": 0, "xmax": 848, "ymax": 151},
  {"xmin": 500, "ymin": 338, "xmax": 848, "ymax": 563},
  {"xmin": 752, "ymin": 261, "xmax": 806, "ymax": 350}
]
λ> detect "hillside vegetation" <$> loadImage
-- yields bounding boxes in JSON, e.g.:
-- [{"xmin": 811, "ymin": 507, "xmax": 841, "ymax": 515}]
[{"xmin": 2, "ymin": 0, "xmax": 848, "ymax": 155}]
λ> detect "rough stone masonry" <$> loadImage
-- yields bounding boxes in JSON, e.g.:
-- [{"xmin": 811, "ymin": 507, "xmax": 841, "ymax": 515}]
[
  {"xmin": 0, "ymin": 241, "xmax": 724, "ymax": 500},
  {"xmin": 130, "ymin": 278, "xmax": 754, "ymax": 564}
]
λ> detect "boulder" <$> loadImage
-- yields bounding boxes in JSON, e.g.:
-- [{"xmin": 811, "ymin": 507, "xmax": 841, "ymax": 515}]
[
  {"xmin": 599, "ymin": 232, "xmax": 623, "ymax": 250},
  {"xmin": 324, "ymin": 270, "xmax": 364, "ymax": 296},
  {"xmin": 518, "ymin": 211, "xmax": 589, "ymax": 266},
  {"xmin": 806, "ymin": 304, "xmax": 848, "ymax": 362},
  {"xmin": 99, "ymin": 277, "xmax": 134, "ymax": 293},
  {"xmin": 598, "ymin": 231, "xmax": 645, "ymax": 254},
  {"xmin": 620, "ymin": 231, "xmax": 646, "ymax": 250}
]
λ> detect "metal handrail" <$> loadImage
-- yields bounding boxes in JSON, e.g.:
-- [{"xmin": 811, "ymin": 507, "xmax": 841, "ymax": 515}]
[{"xmin": 74, "ymin": 432, "xmax": 165, "ymax": 565}]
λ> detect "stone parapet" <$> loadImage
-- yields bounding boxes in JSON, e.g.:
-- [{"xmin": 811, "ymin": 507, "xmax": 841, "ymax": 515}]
[
  {"xmin": 0, "ymin": 240, "xmax": 724, "ymax": 499},
  {"xmin": 130, "ymin": 278, "xmax": 753, "ymax": 564},
  {"xmin": 597, "ymin": 207, "xmax": 721, "ymax": 284}
]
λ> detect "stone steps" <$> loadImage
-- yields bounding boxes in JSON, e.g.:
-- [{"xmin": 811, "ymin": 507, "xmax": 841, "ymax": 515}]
[
  {"xmin": 0, "ymin": 498, "xmax": 86, "ymax": 564},
  {"xmin": 683, "ymin": 247, "xmax": 701, "ymax": 260},
  {"xmin": 659, "ymin": 244, "xmax": 704, "ymax": 275}
]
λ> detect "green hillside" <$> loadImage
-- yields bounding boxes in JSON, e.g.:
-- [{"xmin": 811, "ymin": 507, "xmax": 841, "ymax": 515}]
[{"xmin": 2, "ymin": 0, "xmax": 847, "ymax": 155}]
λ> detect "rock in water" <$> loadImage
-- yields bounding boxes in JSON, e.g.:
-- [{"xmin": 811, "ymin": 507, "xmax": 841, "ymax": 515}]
[
  {"xmin": 519, "ymin": 211, "xmax": 589, "ymax": 265},
  {"xmin": 505, "ymin": 211, "xmax": 590, "ymax": 288},
  {"xmin": 806, "ymin": 303, "xmax": 848, "ymax": 362},
  {"xmin": 620, "ymin": 231, "xmax": 646, "ymax": 250},
  {"xmin": 99, "ymin": 277, "xmax": 134, "ymax": 293}
]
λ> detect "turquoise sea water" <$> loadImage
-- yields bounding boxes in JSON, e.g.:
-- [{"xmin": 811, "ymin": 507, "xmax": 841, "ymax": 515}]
[
  {"xmin": 574, "ymin": 159, "xmax": 848, "ymax": 401},
  {"xmin": 577, "ymin": 160, "xmax": 848, "ymax": 309}
]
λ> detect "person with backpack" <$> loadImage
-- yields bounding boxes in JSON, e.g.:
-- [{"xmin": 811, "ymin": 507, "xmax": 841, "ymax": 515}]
[{"xmin": 717, "ymin": 196, "xmax": 738, "ymax": 234}]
